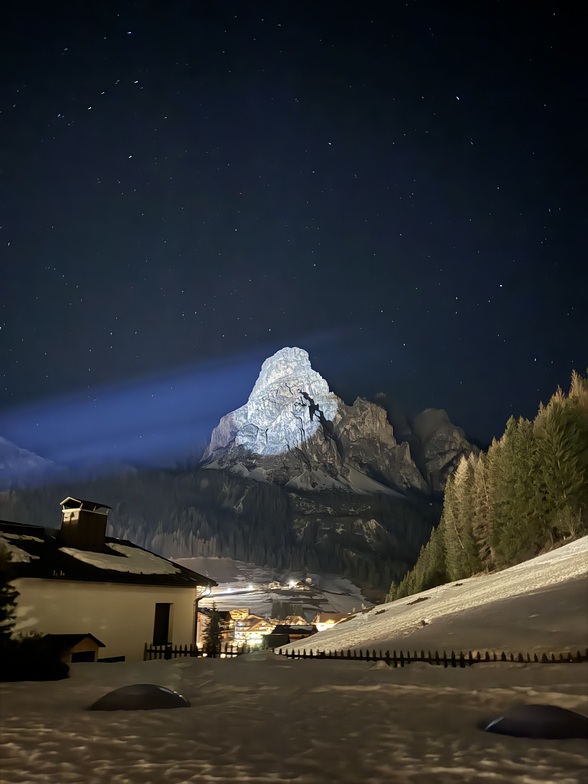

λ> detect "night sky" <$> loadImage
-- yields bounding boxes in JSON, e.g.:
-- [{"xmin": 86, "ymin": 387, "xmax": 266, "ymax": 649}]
[{"xmin": 1, "ymin": 1, "xmax": 586, "ymax": 470}]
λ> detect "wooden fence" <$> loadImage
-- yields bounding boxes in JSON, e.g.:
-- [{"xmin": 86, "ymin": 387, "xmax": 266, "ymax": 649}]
[
  {"xmin": 145, "ymin": 643, "xmax": 588, "ymax": 667},
  {"xmin": 144, "ymin": 642, "xmax": 252, "ymax": 661},
  {"xmin": 274, "ymin": 647, "xmax": 588, "ymax": 668}
]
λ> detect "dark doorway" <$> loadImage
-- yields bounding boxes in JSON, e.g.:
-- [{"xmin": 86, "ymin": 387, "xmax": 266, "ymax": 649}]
[{"xmin": 153, "ymin": 603, "xmax": 172, "ymax": 645}]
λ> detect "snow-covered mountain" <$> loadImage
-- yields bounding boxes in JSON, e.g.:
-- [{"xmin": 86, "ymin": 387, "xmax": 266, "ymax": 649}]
[
  {"xmin": 0, "ymin": 348, "xmax": 476, "ymax": 596},
  {"xmin": 202, "ymin": 347, "xmax": 474, "ymax": 496}
]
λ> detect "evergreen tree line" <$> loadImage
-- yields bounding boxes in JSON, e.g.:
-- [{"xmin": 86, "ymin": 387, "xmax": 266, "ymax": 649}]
[
  {"xmin": 2, "ymin": 460, "xmax": 438, "ymax": 592},
  {"xmin": 388, "ymin": 371, "xmax": 588, "ymax": 601}
]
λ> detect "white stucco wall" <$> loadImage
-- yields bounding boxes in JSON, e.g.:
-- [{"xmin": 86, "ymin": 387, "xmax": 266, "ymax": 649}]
[{"xmin": 12, "ymin": 578, "xmax": 198, "ymax": 662}]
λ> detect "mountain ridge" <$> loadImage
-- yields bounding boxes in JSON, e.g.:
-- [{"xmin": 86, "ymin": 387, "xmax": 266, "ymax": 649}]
[
  {"xmin": 202, "ymin": 347, "xmax": 474, "ymax": 497},
  {"xmin": 0, "ymin": 347, "xmax": 475, "ymax": 596}
]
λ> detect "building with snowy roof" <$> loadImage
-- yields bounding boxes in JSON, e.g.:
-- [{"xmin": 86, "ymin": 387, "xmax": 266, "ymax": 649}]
[
  {"xmin": 312, "ymin": 612, "xmax": 348, "ymax": 633},
  {"xmin": 0, "ymin": 497, "xmax": 216, "ymax": 661}
]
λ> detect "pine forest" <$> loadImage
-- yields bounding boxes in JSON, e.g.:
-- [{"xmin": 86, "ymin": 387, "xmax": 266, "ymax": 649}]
[{"xmin": 388, "ymin": 371, "xmax": 588, "ymax": 601}]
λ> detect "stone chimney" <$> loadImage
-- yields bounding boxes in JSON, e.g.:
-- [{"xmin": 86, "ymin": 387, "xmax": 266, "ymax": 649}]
[{"xmin": 59, "ymin": 497, "xmax": 111, "ymax": 551}]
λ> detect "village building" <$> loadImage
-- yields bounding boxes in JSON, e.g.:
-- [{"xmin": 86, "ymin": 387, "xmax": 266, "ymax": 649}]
[
  {"xmin": 232, "ymin": 612, "xmax": 265, "ymax": 644},
  {"xmin": 263, "ymin": 623, "xmax": 317, "ymax": 649},
  {"xmin": 228, "ymin": 608, "xmax": 251, "ymax": 622},
  {"xmin": 0, "ymin": 497, "xmax": 216, "ymax": 662},
  {"xmin": 283, "ymin": 614, "xmax": 310, "ymax": 626},
  {"xmin": 44, "ymin": 633, "xmax": 106, "ymax": 663},
  {"xmin": 244, "ymin": 618, "xmax": 276, "ymax": 647},
  {"xmin": 312, "ymin": 612, "xmax": 348, "ymax": 633}
]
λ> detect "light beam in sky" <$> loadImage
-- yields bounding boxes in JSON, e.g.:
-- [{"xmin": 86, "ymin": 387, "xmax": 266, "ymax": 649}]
[{"xmin": 0, "ymin": 353, "xmax": 266, "ymax": 471}]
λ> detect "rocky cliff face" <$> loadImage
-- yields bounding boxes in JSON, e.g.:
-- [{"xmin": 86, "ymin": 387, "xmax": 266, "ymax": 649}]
[
  {"xmin": 202, "ymin": 347, "xmax": 473, "ymax": 496},
  {"xmin": 411, "ymin": 408, "xmax": 474, "ymax": 493},
  {"xmin": 204, "ymin": 347, "xmax": 338, "ymax": 459}
]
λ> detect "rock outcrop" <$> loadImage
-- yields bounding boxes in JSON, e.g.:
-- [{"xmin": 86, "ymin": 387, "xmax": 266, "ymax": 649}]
[
  {"xmin": 202, "ymin": 347, "xmax": 472, "ymax": 496},
  {"xmin": 203, "ymin": 347, "xmax": 338, "ymax": 459},
  {"xmin": 411, "ymin": 408, "xmax": 475, "ymax": 493}
]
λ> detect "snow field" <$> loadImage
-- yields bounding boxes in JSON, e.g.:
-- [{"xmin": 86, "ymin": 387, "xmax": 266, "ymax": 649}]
[{"xmin": 1, "ymin": 654, "xmax": 587, "ymax": 783}]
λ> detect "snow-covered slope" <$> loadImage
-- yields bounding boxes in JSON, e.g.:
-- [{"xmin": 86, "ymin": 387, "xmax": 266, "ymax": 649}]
[{"xmin": 282, "ymin": 536, "xmax": 588, "ymax": 653}]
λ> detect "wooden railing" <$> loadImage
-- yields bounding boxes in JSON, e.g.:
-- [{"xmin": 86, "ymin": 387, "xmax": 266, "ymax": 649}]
[
  {"xmin": 273, "ymin": 647, "xmax": 588, "ymax": 668},
  {"xmin": 145, "ymin": 642, "xmax": 587, "ymax": 666},
  {"xmin": 144, "ymin": 642, "xmax": 252, "ymax": 660}
]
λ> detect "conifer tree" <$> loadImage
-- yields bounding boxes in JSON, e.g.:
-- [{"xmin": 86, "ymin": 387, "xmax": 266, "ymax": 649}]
[
  {"xmin": 441, "ymin": 473, "xmax": 461, "ymax": 579},
  {"xmin": 202, "ymin": 604, "xmax": 223, "ymax": 656},
  {"xmin": 490, "ymin": 416, "xmax": 537, "ymax": 565},
  {"xmin": 443, "ymin": 462, "xmax": 480, "ymax": 580},
  {"xmin": 534, "ymin": 372, "xmax": 588, "ymax": 540},
  {"xmin": 485, "ymin": 436, "xmax": 504, "ymax": 564},
  {"xmin": 471, "ymin": 451, "xmax": 493, "ymax": 568},
  {"xmin": 417, "ymin": 524, "xmax": 447, "ymax": 590},
  {"xmin": 453, "ymin": 454, "xmax": 481, "ymax": 574},
  {"xmin": 0, "ymin": 546, "xmax": 19, "ymax": 647}
]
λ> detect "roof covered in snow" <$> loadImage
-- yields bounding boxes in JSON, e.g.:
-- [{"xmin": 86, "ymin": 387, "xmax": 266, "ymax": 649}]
[
  {"xmin": 59, "ymin": 497, "xmax": 112, "ymax": 513},
  {"xmin": 0, "ymin": 520, "xmax": 216, "ymax": 589}
]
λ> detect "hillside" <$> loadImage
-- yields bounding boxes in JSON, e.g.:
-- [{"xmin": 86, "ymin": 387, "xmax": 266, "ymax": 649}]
[
  {"xmin": 1, "ymin": 467, "xmax": 439, "ymax": 595},
  {"xmin": 281, "ymin": 536, "xmax": 588, "ymax": 654}
]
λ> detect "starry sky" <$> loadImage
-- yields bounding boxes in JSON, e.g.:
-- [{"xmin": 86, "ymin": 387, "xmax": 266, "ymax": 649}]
[{"xmin": 1, "ymin": 1, "xmax": 586, "ymax": 469}]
